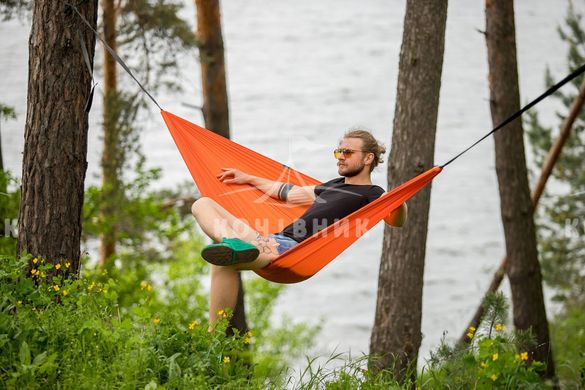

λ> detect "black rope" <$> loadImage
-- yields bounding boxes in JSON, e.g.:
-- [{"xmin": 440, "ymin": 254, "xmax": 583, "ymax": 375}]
[
  {"xmin": 76, "ymin": 30, "xmax": 97, "ymax": 112},
  {"xmin": 68, "ymin": 3, "xmax": 163, "ymax": 111},
  {"xmin": 440, "ymin": 62, "xmax": 585, "ymax": 168}
]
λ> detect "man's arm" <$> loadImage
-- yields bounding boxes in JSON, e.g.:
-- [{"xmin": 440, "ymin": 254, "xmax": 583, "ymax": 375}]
[{"xmin": 217, "ymin": 168, "xmax": 315, "ymax": 204}]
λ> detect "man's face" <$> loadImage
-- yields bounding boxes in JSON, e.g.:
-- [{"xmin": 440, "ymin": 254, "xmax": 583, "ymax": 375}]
[{"xmin": 336, "ymin": 138, "xmax": 369, "ymax": 177}]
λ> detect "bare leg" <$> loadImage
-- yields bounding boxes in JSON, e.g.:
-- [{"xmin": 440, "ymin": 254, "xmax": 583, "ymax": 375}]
[
  {"xmin": 191, "ymin": 197, "xmax": 280, "ymax": 326},
  {"xmin": 208, "ymin": 265, "xmax": 239, "ymax": 325}
]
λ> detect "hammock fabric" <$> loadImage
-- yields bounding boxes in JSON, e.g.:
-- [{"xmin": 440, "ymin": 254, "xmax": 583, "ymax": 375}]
[{"xmin": 161, "ymin": 111, "xmax": 441, "ymax": 283}]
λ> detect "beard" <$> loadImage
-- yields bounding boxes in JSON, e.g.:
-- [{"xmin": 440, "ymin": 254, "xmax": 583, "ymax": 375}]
[{"xmin": 338, "ymin": 161, "xmax": 366, "ymax": 177}]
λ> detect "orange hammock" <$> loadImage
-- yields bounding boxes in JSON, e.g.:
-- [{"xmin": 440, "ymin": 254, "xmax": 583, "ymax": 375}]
[{"xmin": 161, "ymin": 111, "xmax": 441, "ymax": 283}]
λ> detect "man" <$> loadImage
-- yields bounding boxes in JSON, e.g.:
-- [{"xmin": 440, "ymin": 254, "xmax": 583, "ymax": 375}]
[{"xmin": 191, "ymin": 130, "xmax": 407, "ymax": 325}]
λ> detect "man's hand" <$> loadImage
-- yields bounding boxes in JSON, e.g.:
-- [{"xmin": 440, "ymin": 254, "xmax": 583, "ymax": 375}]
[{"xmin": 217, "ymin": 168, "xmax": 253, "ymax": 184}]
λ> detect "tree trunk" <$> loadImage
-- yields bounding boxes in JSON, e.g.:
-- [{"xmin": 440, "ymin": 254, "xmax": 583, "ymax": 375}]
[
  {"xmin": 98, "ymin": 0, "xmax": 119, "ymax": 266},
  {"xmin": 195, "ymin": 0, "xmax": 230, "ymax": 139},
  {"xmin": 194, "ymin": 0, "xmax": 246, "ymax": 335},
  {"xmin": 369, "ymin": 0, "xmax": 447, "ymax": 382},
  {"xmin": 17, "ymin": 0, "xmax": 98, "ymax": 275},
  {"xmin": 485, "ymin": 0, "xmax": 555, "ymax": 379}
]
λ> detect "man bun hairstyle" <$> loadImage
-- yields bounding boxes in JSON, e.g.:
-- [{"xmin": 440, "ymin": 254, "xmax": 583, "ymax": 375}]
[{"xmin": 343, "ymin": 129, "xmax": 386, "ymax": 172}]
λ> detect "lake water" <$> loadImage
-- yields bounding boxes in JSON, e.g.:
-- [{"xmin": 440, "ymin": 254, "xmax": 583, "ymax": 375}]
[{"xmin": 0, "ymin": 0, "xmax": 578, "ymax": 370}]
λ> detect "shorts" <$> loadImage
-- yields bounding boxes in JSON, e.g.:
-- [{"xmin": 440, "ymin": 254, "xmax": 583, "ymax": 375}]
[{"xmin": 268, "ymin": 233, "xmax": 299, "ymax": 255}]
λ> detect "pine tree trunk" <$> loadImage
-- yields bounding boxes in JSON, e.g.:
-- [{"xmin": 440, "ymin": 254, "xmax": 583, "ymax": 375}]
[
  {"xmin": 369, "ymin": 0, "xmax": 447, "ymax": 382},
  {"xmin": 17, "ymin": 0, "xmax": 98, "ymax": 275},
  {"xmin": 195, "ymin": 0, "xmax": 230, "ymax": 139},
  {"xmin": 485, "ymin": 0, "xmax": 555, "ymax": 379},
  {"xmin": 99, "ymin": 0, "xmax": 119, "ymax": 266},
  {"xmin": 194, "ymin": 0, "xmax": 246, "ymax": 334}
]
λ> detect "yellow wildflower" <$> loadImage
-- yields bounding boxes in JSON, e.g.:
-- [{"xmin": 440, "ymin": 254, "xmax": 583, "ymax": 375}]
[
  {"xmin": 32, "ymin": 258, "xmax": 38, "ymax": 264},
  {"xmin": 31, "ymin": 269, "xmax": 38, "ymax": 275},
  {"xmin": 243, "ymin": 330, "xmax": 253, "ymax": 344},
  {"xmin": 62, "ymin": 290, "xmax": 69, "ymax": 297},
  {"xmin": 65, "ymin": 261, "xmax": 71, "ymax": 269},
  {"xmin": 217, "ymin": 309, "xmax": 228, "ymax": 318},
  {"xmin": 152, "ymin": 318, "xmax": 161, "ymax": 325},
  {"xmin": 140, "ymin": 280, "xmax": 148, "ymax": 290},
  {"xmin": 52, "ymin": 285, "xmax": 60, "ymax": 292},
  {"xmin": 55, "ymin": 263, "xmax": 61, "ymax": 270},
  {"xmin": 17, "ymin": 300, "xmax": 22, "ymax": 305},
  {"xmin": 466, "ymin": 332, "xmax": 474, "ymax": 339},
  {"xmin": 88, "ymin": 282, "xmax": 95, "ymax": 291},
  {"xmin": 188, "ymin": 320, "xmax": 199, "ymax": 330},
  {"xmin": 223, "ymin": 356, "xmax": 230, "ymax": 364},
  {"xmin": 492, "ymin": 353, "xmax": 498, "ymax": 361},
  {"xmin": 468, "ymin": 326, "xmax": 476, "ymax": 332},
  {"xmin": 480, "ymin": 361, "xmax": 488, "ymax": 368},
  {"xmin": 520, "ymin": 352, "xmax": 528, "ymax": 361},
  {"xmin": 490, "ymin": 374, "xmax": 497, "ymax": 381},
  {"xmin": 495, "ymin": 323, "xmax": 504, "ymax": 331},
  {"xmin": 147, "ymin": 284, "xmax": 152, "ymax": 291}
]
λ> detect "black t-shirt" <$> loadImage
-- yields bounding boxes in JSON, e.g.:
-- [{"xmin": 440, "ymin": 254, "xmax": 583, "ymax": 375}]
[{"xmin": 280, "ymin": 178, "xmax": 385, "ymax": 243}]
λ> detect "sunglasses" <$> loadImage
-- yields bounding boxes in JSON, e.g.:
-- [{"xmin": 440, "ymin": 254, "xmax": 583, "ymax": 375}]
[{"xmin": 333, "ymin": 148, "xmax": 366, "ymax": 159}]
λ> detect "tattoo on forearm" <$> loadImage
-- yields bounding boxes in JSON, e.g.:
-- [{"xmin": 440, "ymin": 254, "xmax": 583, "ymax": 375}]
[{"xmin": 255, "ymin": 236, "xmax": 278, "ymax": 254}]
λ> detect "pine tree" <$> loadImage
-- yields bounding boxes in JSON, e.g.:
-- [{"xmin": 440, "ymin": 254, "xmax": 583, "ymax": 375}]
[
  {"xmin": 526, "ymin": 4, "xmax": 585, "ymax": 308},
  {"xmin": 97, "ymin": 0, "xmax": 196, "ymax": 266}
]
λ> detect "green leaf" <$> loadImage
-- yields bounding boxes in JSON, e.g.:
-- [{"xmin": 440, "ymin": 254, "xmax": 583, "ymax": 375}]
[
  {"xmin": 144, "ymin": 380, "xmax": 158, "ymax": 390},
  {"xmin": 32, "ymin": 351, "xmax": 47, "ymax": 366},
  {"xmin": 19, "ymin": 341, "xmax": 31, "ymax": 366},
  {"xmin": 168, "ymin": 352, "xmax": 182, "ymax": 381}
]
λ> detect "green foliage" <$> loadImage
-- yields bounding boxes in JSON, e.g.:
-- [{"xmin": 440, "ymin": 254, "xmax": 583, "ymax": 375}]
[
  {"xmin": 421, "ymin": 293, "xmax": 547, "ymax": 389},
  {"xmin": 525, "ymin": 2, "xmax": 585, "ymax": 306},
  {"xmin": 549, "ymin": 303, "xmax": 585, "ymax": 389},
  {"xmin": 83, "ymin": 163, "xmax": 187, "ymax": 269},
  {"xmin": 289, "ymin": 354, "xmax": 406, "ymax": 389},
  {"xmin": 0, "ymin": 104, "xmax": 16, "ymax": 120},
  {"xmin": 119, "ymin": 0, "xmax": 197, "ymax": 91},
  {"xmin": 0, "ymin": 248, "xmax": 318, "ymax": 388}
]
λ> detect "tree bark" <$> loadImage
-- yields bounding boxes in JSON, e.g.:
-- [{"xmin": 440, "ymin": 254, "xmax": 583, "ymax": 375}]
[
  {"xmin": 17, "ymin": 0, "xmax": 98, "ymax": 275},
  {"xmin": 369, "ymin": 0, "xmax": 447, "ymax": 382},
  {"xmin": 194, "ymin": 0, "xmax": 246, "ymax": 335},
  {"xmin": 195, "ymin": 0, "xmax": 230, "ymax": 139},
  {"xmin": 98, "ymin": 0, "xmax": 119, "ymax": 266},
  {"xmin": 485, "ymin": 0, "xmax": 555, "ymax": 379}
]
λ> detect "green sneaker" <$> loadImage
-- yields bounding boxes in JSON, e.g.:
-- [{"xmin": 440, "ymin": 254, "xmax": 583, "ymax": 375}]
[{"xmin": 201, "ymin": 238, "xmax": 260, "ymax": 266}]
